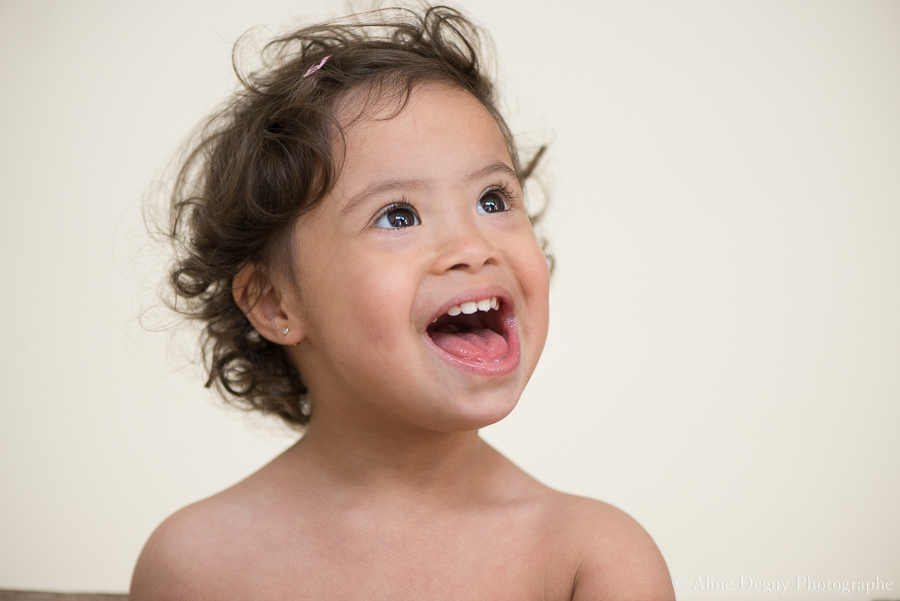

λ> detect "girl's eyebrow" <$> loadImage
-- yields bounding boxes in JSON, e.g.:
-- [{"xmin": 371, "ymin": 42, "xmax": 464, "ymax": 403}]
[
  {"xmin": 341, "ymin": 178, "xmax": 427, "ymax": 216},
  {"xmin": 466, "ymin": 161, "xmax": 519, "ymax": 185},
  {"xmin": 341, "ymin": 161, "xmax": 519, "ymax": 216}
]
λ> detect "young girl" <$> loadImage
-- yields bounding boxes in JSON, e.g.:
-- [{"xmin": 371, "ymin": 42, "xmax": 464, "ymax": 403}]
[{"xmin": 131, "ymin": 6, "xmax": 674, "ymax": 600}]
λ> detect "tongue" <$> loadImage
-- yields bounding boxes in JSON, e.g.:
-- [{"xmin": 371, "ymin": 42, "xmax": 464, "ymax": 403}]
[{"xmin": 430, "ymin": 327, "xmax": 508, "ymax": 363}]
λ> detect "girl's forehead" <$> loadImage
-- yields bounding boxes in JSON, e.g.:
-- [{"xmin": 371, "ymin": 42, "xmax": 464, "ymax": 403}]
[
  {"xmin": 316, "ymin": 84, "xmax": 515, "ymax": 217},
  {"xmin": 336, "ymin": 82, "xmax": 482, "ymax": 130},
  {"xmin": 339, "ymin": 86, "xmax": 509, "ymax": 173}
]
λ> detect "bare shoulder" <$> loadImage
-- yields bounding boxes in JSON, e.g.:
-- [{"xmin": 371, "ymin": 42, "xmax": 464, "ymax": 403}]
[
  {"xmin": 129, "ymin": 497, "xmax": 228, "ymax": 601},
  {"xmin": 129, "ymin": 484, "xmax": 265, "ymax": 601},
  {"xmin": 544, "ymin": 492, "xmax": 675, "ymax": 601}
]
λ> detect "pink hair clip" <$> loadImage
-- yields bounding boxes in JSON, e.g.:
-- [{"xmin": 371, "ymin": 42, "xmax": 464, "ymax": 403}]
[{"xmin": 303, "ymin": 55, "xmax": 332, "ymax": 78}]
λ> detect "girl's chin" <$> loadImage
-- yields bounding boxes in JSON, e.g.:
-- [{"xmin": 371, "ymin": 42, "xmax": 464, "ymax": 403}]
[{"xmin": 422, "ymin": 393, "xmax": 522, "ymax": 434}]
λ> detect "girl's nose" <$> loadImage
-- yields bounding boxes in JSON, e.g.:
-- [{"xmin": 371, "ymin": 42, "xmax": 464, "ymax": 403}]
[{"xmin": 430, "ymin": 217, "xmax": 500, "ymax": 274}]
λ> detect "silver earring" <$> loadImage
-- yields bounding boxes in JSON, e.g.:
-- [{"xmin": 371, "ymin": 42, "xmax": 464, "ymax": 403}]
[
  {"xmin": 282, "ymin": 327, "xmax": 290, "ymax": 335},
  {"xmin": 299, "ymin": 397, "xmax": 311, "ymax": 418}
]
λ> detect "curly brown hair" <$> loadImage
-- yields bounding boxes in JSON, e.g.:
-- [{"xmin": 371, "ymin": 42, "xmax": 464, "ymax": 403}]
[{"xmin": 165, "ymin": 4, "xmax": 545, "ymax": 429}]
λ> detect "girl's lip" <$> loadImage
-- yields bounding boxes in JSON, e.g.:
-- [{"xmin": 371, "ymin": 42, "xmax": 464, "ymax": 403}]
[{"xmin": 423, "ymin": 287, "xmax": 521, "ymax": 376}]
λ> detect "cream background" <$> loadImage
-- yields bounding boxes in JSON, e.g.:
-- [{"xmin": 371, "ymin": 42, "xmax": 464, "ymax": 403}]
[{"xmin": 1, "ymin": 1, "xmax": 898, "ymax": 598}]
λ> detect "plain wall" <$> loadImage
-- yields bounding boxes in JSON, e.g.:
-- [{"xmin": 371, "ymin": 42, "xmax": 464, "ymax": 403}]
[{"xmin": 1, "ymin": 1, "xmax": 898, "ymax": 598}]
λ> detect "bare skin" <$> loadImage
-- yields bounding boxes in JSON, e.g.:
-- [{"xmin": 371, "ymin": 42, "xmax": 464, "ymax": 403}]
[
  {"xmin": 131, "ymin": 85, "xmax": 675, "ymax": 600},
  {"xmin": 131, "ymin": 434, "xmax": 673, "ymax": 600}
]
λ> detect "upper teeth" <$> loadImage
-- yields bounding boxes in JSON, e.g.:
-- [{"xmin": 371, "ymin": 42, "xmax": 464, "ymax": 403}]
[{"xmin": 446, "ymin": 297, "xmax": 500, "ymax": 316}]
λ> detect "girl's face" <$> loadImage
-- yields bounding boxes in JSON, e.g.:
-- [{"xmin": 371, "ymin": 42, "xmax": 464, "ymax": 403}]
[{"xmin": 287, "ymin": 84, "xmax": 550, "ymax": 435}]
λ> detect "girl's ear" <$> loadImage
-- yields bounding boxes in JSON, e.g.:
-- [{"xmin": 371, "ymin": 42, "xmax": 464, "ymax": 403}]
[{"xmin": 232, "ymin": 263, "xmax": 305, "ymax": 345}]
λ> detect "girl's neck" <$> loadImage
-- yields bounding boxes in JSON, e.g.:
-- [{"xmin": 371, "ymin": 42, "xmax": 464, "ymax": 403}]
[{"xmin": 284, "ymin": 416, "xmax": 502, "ymax": 506}]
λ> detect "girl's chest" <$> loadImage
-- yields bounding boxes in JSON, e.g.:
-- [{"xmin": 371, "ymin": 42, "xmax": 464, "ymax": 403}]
[{"xmin": 226, "ymin": 510, "xmax": 580, "ymax": 601}]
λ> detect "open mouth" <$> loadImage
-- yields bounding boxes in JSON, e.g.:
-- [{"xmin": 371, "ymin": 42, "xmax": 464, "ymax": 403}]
[{"xmin": 426, "ymin": 296, "xmax": 510, "ymax": 364}]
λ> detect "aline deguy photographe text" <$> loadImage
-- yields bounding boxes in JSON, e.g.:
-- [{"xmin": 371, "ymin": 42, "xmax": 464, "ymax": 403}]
[{"xmin": 671, "ymin": 575, "xmax": 895, "ymax": 596}]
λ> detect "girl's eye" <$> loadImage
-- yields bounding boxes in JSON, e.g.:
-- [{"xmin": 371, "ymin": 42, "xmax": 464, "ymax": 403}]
[
  {"xmin": 476, "ymin": 190, "xmax": 510, "ymax": 215},
  {"xmin": 374, "ymin": 204, "xmax": 420, "ymax": 229}
]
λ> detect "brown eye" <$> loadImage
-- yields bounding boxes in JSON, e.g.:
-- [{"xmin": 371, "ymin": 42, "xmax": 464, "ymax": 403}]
[
  {"xmin": 477, "ymin": 191, "xmax": 509, "ymax": 215},
  {"xmin": 375, "ymin": 204, "xmax": 420, "ymax": 229}
]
